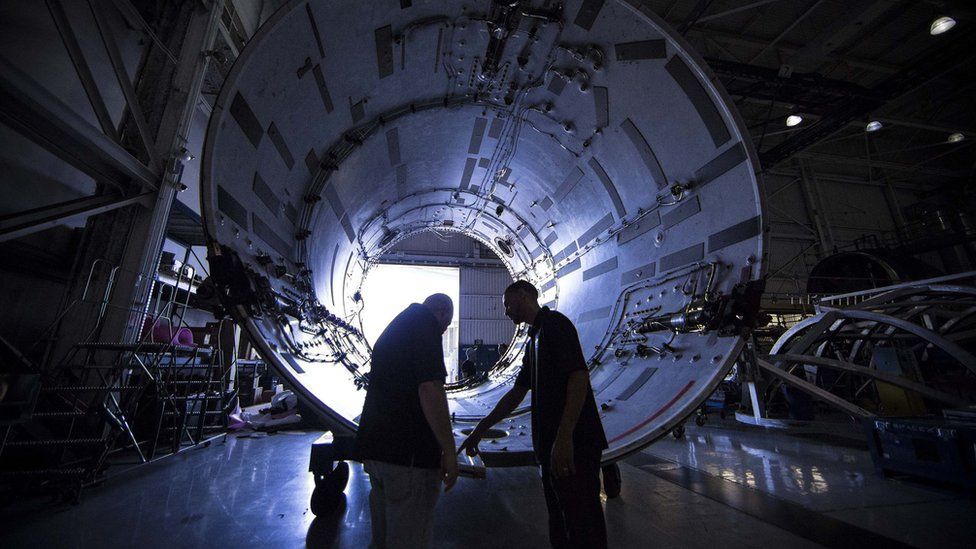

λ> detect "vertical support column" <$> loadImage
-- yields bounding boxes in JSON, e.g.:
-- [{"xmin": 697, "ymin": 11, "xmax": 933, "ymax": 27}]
[
  {"xmin": 796, "ymin": 159, "xmax": 834, "ymax": 256},
  {"xmin": 46, "ymin": 2, "xmax": 224, "ymax": 367}
]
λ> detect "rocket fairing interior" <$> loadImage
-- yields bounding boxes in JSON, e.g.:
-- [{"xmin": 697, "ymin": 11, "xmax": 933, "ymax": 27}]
[{"xmin": 200, "ymin": 0, "xmax": 766, "ymax": 465}]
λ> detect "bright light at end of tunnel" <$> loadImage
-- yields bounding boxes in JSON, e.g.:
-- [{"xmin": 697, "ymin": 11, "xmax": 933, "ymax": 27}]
[
  {"xmin": 359, "ymin": 263, "xmax": 461, "ymax": 376},
  {"xmin": 786, "ymin": 115, "xmax": 803, "ymax": 127},
  {"xmin": 865, "ymin": 120, "xmax": 883, "ymax": 132},
  {"xmin": 947, "ymin": 132, "xmax": 965, "ymax": 143}
]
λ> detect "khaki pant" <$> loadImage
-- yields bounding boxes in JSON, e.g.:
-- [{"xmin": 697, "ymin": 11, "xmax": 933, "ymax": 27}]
[{"xmin": 364, "ymin": 459, "xmax": 441, "ymax": 549}]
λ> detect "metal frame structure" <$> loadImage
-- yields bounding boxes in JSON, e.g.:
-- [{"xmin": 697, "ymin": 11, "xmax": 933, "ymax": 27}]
[{"xmin": 739, "ymin": 272, "xmax": 976, "ymax": 427}]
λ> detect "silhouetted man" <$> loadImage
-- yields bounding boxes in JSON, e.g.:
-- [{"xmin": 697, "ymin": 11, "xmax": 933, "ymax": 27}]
[
  {"xmin": 459, "ymin": 281, "xmax": 608, "ymax": 548},
  {"xmin": 355, "ymin": 294, "xmax": 458, "ymax": 549}
]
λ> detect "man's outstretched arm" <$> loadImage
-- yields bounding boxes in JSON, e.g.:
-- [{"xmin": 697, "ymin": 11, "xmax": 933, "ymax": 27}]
[{"xmin": 458, "ymin": 385, "xmax": 529, "ymax": 456}]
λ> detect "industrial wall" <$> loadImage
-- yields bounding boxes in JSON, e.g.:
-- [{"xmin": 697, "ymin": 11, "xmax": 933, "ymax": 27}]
[{"xmin": 459, "ymin": 266, "xmax": 514, "ymax": 348}]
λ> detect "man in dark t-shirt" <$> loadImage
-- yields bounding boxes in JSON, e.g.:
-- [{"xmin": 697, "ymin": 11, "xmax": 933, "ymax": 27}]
[
  {"xmin": 355, "ymin": 294, "xmax": 458, "ymax": 549},
  {"xmin": 459, "ymin": 281, "xmax": 608, "ymax": 548}
]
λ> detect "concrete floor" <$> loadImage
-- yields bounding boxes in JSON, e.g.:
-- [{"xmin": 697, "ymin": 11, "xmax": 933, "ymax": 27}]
[{"xmin": 1, "ymin": 419, "xmax": 973, "ymax": 548}]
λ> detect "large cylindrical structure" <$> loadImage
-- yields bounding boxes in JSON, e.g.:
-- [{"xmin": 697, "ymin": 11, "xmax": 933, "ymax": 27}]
[{"xmin": 200, "ymin": 0, "xmax": 766, "ymax": 463}]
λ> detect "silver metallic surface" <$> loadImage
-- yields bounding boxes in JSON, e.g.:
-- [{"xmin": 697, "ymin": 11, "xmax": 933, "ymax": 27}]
[{"xmin": 200, "ymin": 0, "xmax": 766, "ymax": 462}]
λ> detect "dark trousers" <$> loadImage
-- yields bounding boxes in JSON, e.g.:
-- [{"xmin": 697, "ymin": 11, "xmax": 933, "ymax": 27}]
[{"xmin": 539, "ymin": 450, "xmax": 608, "ymax": 549}]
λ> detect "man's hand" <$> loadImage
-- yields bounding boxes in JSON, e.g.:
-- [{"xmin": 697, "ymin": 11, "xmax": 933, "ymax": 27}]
[
  {"xmin": 457, "ymin": 427, "xmax": 484, "ymax": 457},
  {"xmin": 550, "ymin": 435, "xmax": 575, "ymax": 478},
  {"xmin": 441, "ymin": 451, "xmax": 459, "ymax": 492}
]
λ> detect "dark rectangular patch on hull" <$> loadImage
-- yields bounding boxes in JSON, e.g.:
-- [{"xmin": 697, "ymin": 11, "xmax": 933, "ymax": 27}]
[
  {"xmin": 617, "ymin": 210, "xmax": 661, "ymax": 246},
  {"xmin": 695, "ymin": 142, "xmax": 746, "ymax": 186},
  {"xmin": 375, "ymin": 25, "xmax": 394, "ymax": 78},
  {"xmin": 230, "ymin": 92, "xmax": 263, "ymax": 148},
  {"xmin": 468, "ymin": 117, "xmax": 488, "ymax": 155},
  {"xmin": 488, "ymin": 117, "xmax": 504, "ymax": 139},
  {"xmin": 350, "ymin": 98, "xmax": 366, "ymax": 123},
  {"xmin": 616, "ymin": 368, "xmax": 658, "ymax": 401},
  {"xmin": 665, "ymin": 56, "xmax": 730, "ymax": 147},
  {"xmin": 285, "ymin": 203, "xmax": 298, "ymax": 225},
  {"xmin": 620, "ymin": 261, "xmax": 656, "ymax": 285},
  {"xmin": 458, "ymin": 157, "xmax": 477, "ymax": 190},
  {"xmin": 554, "ymin": 167, "xmax": 584, "ymax": 202},
  {"xmin": 540, "ymin": 278, "xmax": 556, "ymax": 293},
  {"xmin": 267, "ymin": 122, "xmax": 295, "ymax": 170},
  {"xmin": 305, "ymin": 4, "xmax": 325, "ymax": 58},
  {"xmin": 544, "ymin": 231, "xmax": 559, "ymax": 246},
  {"xmin": 386, "ymin": 127, "xmax": 401, "ymax": 166},
  {"xmin": 662, "ymin": 196, "xmax": 701, "ymax": 229},
  {"xmin": 573, "ymin": 0, "xmax": 605, "ymax": 30},
  {"xmin": 252, "ymin": 172, "xmax": 279, "ymax": 216},
  {"xmin": 708, "ymin": 216, "xmax": 761, "ymax": 252},
  {"xmin": 553, "ymin": 241, "xmax": 578, "ymax": 264},
  {"xmin": 339, "ymin": 215, "xmax": 355, "ymax": 243},
  {"xmin": 615, "ymin": 40, "xmax": 667, "ymax": 61},
  {"xmin": 620, "ymin": 118, "xmax": 666, "ymax": 189},
  {"xmin": 396, "ymin": 164, "xmax": 408, "ymax": 199},
  {"xmin": 557, "ymin": 258, "xmax": 581, "ymax": 278},
  {"xmin": 578, "ymin": 305, "xmax": 612, "ymax": 324},
  {"xmin": 304, "ymin": 149, "xmax": 319, "ymax": 175},
  {"xmin": 588, "ymin": 157, "xmax": 626, "ymax": 218},
  {"xmin": 540, "ymin": 196, "xmax": 554, "ymax": 210},
  {"xmin": 323, "ymin": 185, "xmax": 353, "ymax": 243},
  {"xmin": 312, "ymin": 65, "xmax": 334, "ymax": 113},
  {"xmin": 330, "ymin": 243, "xmax": 339, "ymax": 305},
  {"xmin": 660, "ymin": 242, "xmax": 704, "ymax": 272},
  {"xmin": 577, "ymin": 213, "xmax": 614, "ymax": 248},
  {"xmin": 548, "ymin": 76, "xmax": 567, "ymax": 96},
  {"xmin": 252, "ymin": 215, "xmax": 292, "ymax": 259},
  {"xmin": 218, "ymin": 185, "xmax": 248, "ymax": 229},
  {"xmin": 594, "ymin": 86, "xmax": 609, "ymax": 129},
  {"xmin": 582, "ymin": 256, "xmax": 618, "ymax": 281}
]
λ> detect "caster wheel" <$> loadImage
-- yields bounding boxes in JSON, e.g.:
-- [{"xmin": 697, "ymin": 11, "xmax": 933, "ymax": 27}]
[
  {"xmin": 310, "ymin": 487, "xmax": 345, "ymax": 516},
  {"xmin": 671, "ymin": 425, "xmax": 685, "ymax": 439},
  {"xmin": 310, "ymin": 461, "xmax": 350, "ymax": 516},
  {"xmin": 695, "ymin": 414, "xmax": 706, "ymax": 427},
  {"xmin": 602, "ymin": 463, "xmax": 622, "ymax": 499}
]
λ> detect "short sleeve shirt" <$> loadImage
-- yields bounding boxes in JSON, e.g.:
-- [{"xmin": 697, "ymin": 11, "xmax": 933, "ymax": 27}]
[
  {"xmin": 355, "ymin": 304, "xmax": 447, "ymax": 468},
  {"xmin": 514, "ymin": 307, "xmax": 608, "ymax": 463}
]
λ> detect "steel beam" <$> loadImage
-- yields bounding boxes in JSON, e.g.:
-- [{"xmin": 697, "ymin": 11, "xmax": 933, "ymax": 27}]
[
  {"xmin": 0, "ymin": 192, "xmax": 153, "ymax": 243},
  {"xmin": 45, "ymin": 0, "xmax": 120, "ymax": 142},
  {"xmin": 87, "ymin": 0, "xmax": 161, "ymax": 170},
  {"xmin": 771, "ymin": 353, "xmax": 969, "ymax": 407},
  {"xmin": 760, "ymin": 35, "xmax": 976, "ymax": 168},
  {"xmin": 755, "ymin": 358, "xmax": 875, "ymax": 418},
  {"xmin": 0, "ymin": 57, "xmax": 159, "ymax": 191}
]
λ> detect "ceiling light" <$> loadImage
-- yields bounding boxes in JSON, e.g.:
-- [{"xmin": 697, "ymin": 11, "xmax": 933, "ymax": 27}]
[
  {"xmin": 865, "ymin": 120, "xmax": 883, "ymax": 132},
  {"xmin": 930, "ymin": 16, "xmax": 956, "ymax": 35},
  {"xmin": 948, "ymin": 132, "xmax": 965, "ymax": 143},
  {"xmin": 786, "ymin": 114, "xmax": 803, "ymax": 127}
]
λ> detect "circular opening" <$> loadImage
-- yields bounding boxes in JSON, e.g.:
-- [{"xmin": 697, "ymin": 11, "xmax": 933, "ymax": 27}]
[{"xmin": 357, "ymin": 231, "xmax": 516, "ymax": 387}]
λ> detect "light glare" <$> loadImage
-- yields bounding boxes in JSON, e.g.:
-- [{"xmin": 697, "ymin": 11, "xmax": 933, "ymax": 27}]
[
  {"xmin": 865, "ymin": 120, "xmax": 883, "ymax": 132},
  {"xmin": 948, "ymin": 132, "xmax": 965, "ymax": 143},
  {"xmin": 786, "ymin": 115, "xmax": 803, "ymax": 127}
]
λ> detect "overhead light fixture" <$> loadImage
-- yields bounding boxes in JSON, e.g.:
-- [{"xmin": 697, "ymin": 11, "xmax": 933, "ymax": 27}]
[
  {"xmin": 786, "ymin": 114, "xmax": 803, "ymax": 127},
  {"xmin": 865, "ymin": 120, "xmax": 883, "ymax": 132},
  {"xmin": 948, "ymin": 132, "xmax": 965, "ymax": 143},
  {"xmin": 930, "ymin": 16, "xmax": 956, "ymax": 35}
]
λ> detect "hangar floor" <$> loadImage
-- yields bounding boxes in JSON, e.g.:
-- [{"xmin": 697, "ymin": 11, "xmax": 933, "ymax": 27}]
[{"xmin": 1, "ymin": 420, "xmax": 972, "ymax": 548}]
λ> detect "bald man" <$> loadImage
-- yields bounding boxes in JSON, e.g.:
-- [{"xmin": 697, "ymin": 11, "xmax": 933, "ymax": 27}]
[{"xmin": 355, "ymin": 293, "xmax": 458, "ymax": 549}]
